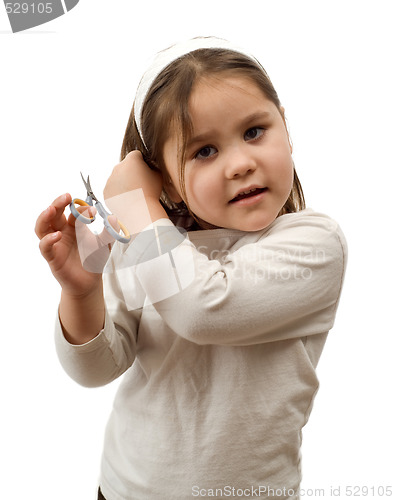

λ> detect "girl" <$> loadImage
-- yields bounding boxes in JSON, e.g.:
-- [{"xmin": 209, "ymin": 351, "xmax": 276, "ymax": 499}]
[{"xmin": 35, "ymin": 37, "xmax": 347, "ymax": 500}]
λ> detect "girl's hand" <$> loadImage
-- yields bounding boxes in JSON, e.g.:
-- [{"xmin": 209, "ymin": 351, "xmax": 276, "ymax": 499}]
[
  {"xmin": 104, "ymin": 150, "xmax": 163, "ymax": 202},
  {"xmin": 104, "ymin": 150, "xmax": 168, "ymax": 226},
  {"xmin": 35, "ymin": 193, "xmax": 102, "ymax": 297}
]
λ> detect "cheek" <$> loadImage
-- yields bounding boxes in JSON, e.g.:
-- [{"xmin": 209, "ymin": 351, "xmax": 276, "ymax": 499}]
[
  {"xmin": 186, "ymin": 170, "xmax": 217, "ymax": 208},
  {"xmin": 271, "ymin": 151, "xmax": 294, "ymax": 194}
]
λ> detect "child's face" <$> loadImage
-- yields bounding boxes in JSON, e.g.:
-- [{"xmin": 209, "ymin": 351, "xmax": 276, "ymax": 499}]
[{"xmin": 163, "ymin": 75, "xmax": 294, "ymax": 231}]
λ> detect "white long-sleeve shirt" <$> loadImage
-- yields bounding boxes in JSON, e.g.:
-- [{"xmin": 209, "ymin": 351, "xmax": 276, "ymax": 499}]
[{"xmin": 55, "ymin": 208, "xmax": 347, "ymax": 500}]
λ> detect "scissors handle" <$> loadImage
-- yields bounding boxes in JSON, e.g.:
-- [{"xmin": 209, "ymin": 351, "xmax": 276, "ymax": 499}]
[
  {"xmin": 70, "ymin": 198, "xmax": 95, "ymax": 224},
  {"xmin": 93, "ymin": 201, "xmax": 131, "ymax": 244},
  {"xmin": 70, "ymin": 195, "xmax": 131, "ymax": 244},
  {"xmin": 103, "ymin": 218, "xmax": 131, "ymax": 244}
]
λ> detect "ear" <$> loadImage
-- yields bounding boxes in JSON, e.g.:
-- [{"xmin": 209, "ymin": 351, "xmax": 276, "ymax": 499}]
[
  {"xmin": 163, "ymin": 176, "xmax": 183, "ymax": 203},
  {"xmin": 280, "ymin": 106, "xmax": 293, "ymax": 154}
]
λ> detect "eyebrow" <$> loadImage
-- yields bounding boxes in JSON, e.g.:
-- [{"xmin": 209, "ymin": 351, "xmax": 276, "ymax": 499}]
[{"xmin": 186, "ymin": 111, "xmax": 273, "ymax": 150}]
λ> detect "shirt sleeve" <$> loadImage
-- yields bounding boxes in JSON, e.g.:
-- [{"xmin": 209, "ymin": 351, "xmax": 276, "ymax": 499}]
[
  {"xmin": 54, "ymin": 244, "xmax": 141, "ymax": 388},
  {"xmin": 136, "ymin": 211, "xmax": 348, "ymax": 346}
]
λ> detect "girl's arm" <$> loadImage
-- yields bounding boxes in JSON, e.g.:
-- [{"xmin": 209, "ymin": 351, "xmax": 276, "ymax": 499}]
[
  {"xmin": 35, "ymin": 193, "xmax": 106, "ymax": 344},
  {"xmin": 54, "ymin": 250, "xmax": 141, "ymax": 388},
  {"xmin": 35, "ymin": 193, "xmax": 137, "ymax": 387},
  {"xmin": 36, "ymin": 152, "xmax": 165, "ymax": 387},
  {"xmin": 135, "ymin": 211, "xmax": 347, "ymax": 346}
]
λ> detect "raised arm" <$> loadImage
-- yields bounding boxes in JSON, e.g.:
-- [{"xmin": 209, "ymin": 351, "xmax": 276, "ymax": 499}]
[{"xmin": 134, "ymin": 211, "xmax": 347, "ymax": 346}]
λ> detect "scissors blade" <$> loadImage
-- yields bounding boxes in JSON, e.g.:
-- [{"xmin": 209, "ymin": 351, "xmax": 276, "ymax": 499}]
[
  {"xmin": 80, "ymin": 172, "xmax": 91, "ymax": 191},
  {"xmin": 80, "ymin": 172, "xmax": 98, "ymax": 201}
]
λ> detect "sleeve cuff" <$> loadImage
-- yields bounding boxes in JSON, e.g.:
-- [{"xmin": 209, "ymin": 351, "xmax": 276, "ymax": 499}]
[{"xmin": 54, "ymin": 307, "xmax": 115, "ymax": 353}]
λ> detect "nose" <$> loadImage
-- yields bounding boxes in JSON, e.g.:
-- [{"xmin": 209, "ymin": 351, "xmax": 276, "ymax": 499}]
[{"xmin": 224, "ymin": 145, "xmax": 257, "ymax": 179}]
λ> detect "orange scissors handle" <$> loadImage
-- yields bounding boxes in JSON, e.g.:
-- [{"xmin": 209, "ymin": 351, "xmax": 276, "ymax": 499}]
[{"xmin": 70, "ymin": 198, "xmax": 95, "ymax": 223}]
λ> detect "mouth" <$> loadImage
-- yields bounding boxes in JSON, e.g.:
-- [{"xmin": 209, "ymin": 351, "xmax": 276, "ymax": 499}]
[{"xmin": 229, "ymin": 187, "xmax": 268, "ymax": 204}]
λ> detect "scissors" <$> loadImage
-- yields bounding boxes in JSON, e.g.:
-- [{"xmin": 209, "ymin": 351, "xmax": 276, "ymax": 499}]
[{"xmin": 70, "ymin": 173, "xmax": 131, "ymax": 244}]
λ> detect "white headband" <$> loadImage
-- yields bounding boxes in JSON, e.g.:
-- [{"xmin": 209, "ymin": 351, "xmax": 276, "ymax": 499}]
[{"xmin": 134, "ymin": 36, "xmax": 261, "ymax": 147}]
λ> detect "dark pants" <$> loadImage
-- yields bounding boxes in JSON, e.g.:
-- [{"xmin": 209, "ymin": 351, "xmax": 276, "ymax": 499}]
[{"xmin": 98, "ymin": 487, "xmax": 106, "ymax": 500}]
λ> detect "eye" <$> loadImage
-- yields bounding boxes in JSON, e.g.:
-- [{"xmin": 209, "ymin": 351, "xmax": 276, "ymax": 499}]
[
  {"xmin": 195, "ymin": 146, "xmax": 217, "ymax": 160},
  {"xmin": 244, "ymin": 127, "xmax": 264, "ymax": 141}
]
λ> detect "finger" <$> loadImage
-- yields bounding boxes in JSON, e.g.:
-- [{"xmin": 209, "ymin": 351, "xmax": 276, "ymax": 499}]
[
  {"xmin": 38, "ymin": 231, "xmax": 62, "ymax": 263},
  {"xmin": 123, "ymin": 150, "xmax": 154, "ymax": 173},
  {"xmin": 100, "ymin": 215, "xmax": 118, "ymax": 245},
  {"xmin": 49, "ymin": 193, "xmax": 73, "ymax": 231},
  {"xmin": 35, "ymin": 193, "xmax": 72, "ymax": 239},
  {"xmin": 125, "ymin": 149, "xmax": 143, "ymax": 162},
  {"xmin": 35, "ymin": 205, "xmax": 56, "ymax": 239},
  {"xmin": 108, "ymin": 215, "xmax": 120, "ymax": 232}
]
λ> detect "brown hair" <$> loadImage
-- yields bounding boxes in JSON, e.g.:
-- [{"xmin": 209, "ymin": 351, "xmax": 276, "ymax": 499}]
[{"xmin": 120, "ymin": 48, "xmax": 305, "ymax": 229}]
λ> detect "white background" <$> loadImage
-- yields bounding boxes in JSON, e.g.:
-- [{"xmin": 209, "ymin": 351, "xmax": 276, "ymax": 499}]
[{"xmin": 1, "ymin": 1, "xmax": 393, "ymax": 499}]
